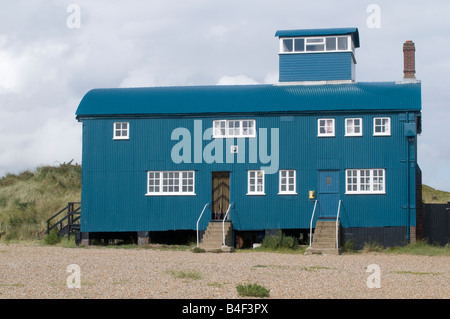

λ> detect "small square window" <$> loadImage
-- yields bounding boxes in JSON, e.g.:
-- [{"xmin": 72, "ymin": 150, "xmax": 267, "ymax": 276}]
[
  {"xmin": 345, "ymin": 118, "xmax": 363, "ymax": 136},
  {"xmin": 373, "ymin": 117, "xmax": 391, "ymax": 136},
  {"xmin": 248, "ymin": 170, "xmax": 265, "ymax": 195},
  {"xmin": 113, "ymin": 122, "xmax": 129, "ymax": 140},
  {"xmin": 279, "ymin": 170, "xmax": 297, "ymax": 195},
  {"xmin": 318, "ymin": 118, "xmax": 335, "ymax": 137},
  {"xmin": 213, "ymin": 120, "xmax": 226, "ymax": 138}
]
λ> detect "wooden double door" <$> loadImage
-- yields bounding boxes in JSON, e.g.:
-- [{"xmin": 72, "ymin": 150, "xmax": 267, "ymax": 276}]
[{"xmin": 211, "ymin": 172, "xmax": 230, "ymax": 220}]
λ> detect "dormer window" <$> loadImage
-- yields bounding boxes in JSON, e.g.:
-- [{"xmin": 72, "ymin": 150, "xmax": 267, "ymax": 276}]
[{"xmin": 280, "ymin": 36, "xmax": 351, "ymax": 54}]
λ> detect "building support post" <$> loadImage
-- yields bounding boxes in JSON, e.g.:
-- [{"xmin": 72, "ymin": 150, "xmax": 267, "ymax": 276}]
[
  {"xmin": 80, "ymin": 232, "xmax": 89, "ymax": 246},
  {"xmin": 137, "ymin": 231, "xmax": 150, "ymax": 245}
]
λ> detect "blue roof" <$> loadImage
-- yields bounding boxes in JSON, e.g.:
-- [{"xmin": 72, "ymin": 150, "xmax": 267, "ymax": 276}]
[
  {"xmin": 75, "ymin": 82, "xmax": 421, "ymax": 118},
  {"xmin": 275, "ymin": 27, "xmax": 360, "ymax": 48}
]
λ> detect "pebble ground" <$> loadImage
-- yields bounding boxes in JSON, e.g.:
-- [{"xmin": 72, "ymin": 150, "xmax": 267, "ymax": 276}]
[{"xmin": 0, "ymin": 243, "xmax": 448, "ymax": 299}]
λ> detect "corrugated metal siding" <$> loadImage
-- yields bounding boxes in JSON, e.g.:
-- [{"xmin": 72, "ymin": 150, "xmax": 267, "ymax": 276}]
[
  {"xmin": 75, "ymin": 82, "xmax": 421, "ymax": 117},
  {"xmin": 279, "ymin": 52, "xmax": 354, "ymax": 82},
  {"xmin": 81, "ymin": 111, "xmax": 420, "ymax": 233}
]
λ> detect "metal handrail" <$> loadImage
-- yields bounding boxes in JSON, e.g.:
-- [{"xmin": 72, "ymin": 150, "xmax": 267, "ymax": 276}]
[
  {"xmin": 309, "ymin": 200, "xmax": 318, "ymax": 248},
  {"xmin": 336, "ymin": 200, "xmax": 342, "ymax": 249},
  {"xmin": 46, "ymin": 202, "xmax": 81, "ymax": 234},
  {"xmin": 222, "ymin": 204, "xmax": 232, "ymax": 246},
  {"xmin": 196, "ymin": 203, "xmax": 210, "ymax": 247}
]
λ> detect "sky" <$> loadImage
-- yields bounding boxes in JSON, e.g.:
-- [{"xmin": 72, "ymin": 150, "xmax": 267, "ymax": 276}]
[{"xmin": 1, "ymin": 0, "xmax": 450, "ymax": 190}]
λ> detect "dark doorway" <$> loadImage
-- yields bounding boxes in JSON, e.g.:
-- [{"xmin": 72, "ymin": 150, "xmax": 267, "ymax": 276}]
[{"xmin": 212, "ymin": 172, "xmax": 230, "ymax": 220}]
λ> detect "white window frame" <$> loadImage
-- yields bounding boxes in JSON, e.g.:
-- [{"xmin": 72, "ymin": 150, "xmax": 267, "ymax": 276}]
[
  {"xmin": 279, "ymin": 170, "xmax": 297, "ymax": 195},
  {"xmin": 318, "ymin": 118, "xmax": 335, "ymax": 137},
  {"xmin": 280, "ymin": 35, "xmax": 352, "ymax": 54},
  {"xmin": 146, "ymin": 171, "xmax": 195, "ymax": 196},
  {"xmin": 373, "ymin": 117, "xmax": 391, "ymax": 136},
  {"xmin": 247, "ymin": 170, "xmax": 265, "ymax": 195},
  {"xmin": 345, "ymin": 118, "xmax": 363, "ymax": 137},
  {"xmin": 345, "ymin": 169, "xmax": 386, "ymax": 195},
  {"xmin": 113, "ymin": 122, "xmax": 129, "ymax": 140},
  {"xmin": 213, "ymin": 119, "xmax": 256, "ymax": 138},
  {"xmin": 213, "ymin": 120, "xmax": 226, "ymax": 138}
]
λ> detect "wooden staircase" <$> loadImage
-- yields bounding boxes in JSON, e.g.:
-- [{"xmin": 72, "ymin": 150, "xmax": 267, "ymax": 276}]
[
  {"xmin": 46, "ymin": 202, "xmax": 81, "ymax": 243},
  {"xmin": 199, "ymin": 221, "xmax": 233, "ymax": 252},
  {"xmin": 305, "ymin": 220, "xmax": 342, "ymax": 255}
]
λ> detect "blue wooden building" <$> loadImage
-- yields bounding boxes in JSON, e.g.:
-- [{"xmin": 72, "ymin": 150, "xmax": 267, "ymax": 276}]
[{"xmin": 75, "ymin": 28, "xmax": 422, "ymax": 252}]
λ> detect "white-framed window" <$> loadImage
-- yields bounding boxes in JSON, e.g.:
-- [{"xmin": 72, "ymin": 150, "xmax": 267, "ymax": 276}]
[
  {"xmin": 346, "ymin": 169, "xmax": 385, "ymax": 194},
  {"xmin": 280, "ymin": 36, "xmax": 351, "ymax": 54},
  {"xmin": 345, "ymin": 118, "xmax": 363, "ymax": 136},
  {"xmin": 146, "ymin": 171, "xmax": 195, "ymax": 196},
  {"xmin": 247, "ymin": 170, "xmax": 265, "ymax": 195},
  {"xmin": 279, "ymin": 170, "xmax": 297, "ymax": 195},
  {"xmin": 318, "ymin": 118, "xmax": 335, "ymax": 137},
  {"xmin": 213, "ymin": 120, "xmax": 226, "ymax": 137},
  {"xmin": 213, "ymin": 119, "xmax": 256, "ymax": 138},
  {"xmin": 373, "ymin": 117, "xmax": 391, "ymax": 136},
  {"xmin": 113, "ymin": 122, "xmax": 129, "ymax": 140}
]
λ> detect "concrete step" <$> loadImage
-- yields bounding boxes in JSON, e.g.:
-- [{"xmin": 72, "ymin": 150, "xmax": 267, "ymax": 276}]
[
  {"xmin": 311, "ymin": 242, "xmax": 337, "ymax": 248},
  {"xmin": 200, "ymin": 221, "xmax": 233, "ymax": 250},
  {"xmin": 310, "ymin": 220, "xmax": 341, "ymax": 252},
  {"xmin": 305, "ymin": 247, "xmax": 342, "ymax": 255}
]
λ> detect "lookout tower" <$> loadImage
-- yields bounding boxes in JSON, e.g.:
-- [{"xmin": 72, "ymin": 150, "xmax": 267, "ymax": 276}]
[{"xmin": 275, "ymin": 27, "xmax": 360, "ymax": 83}]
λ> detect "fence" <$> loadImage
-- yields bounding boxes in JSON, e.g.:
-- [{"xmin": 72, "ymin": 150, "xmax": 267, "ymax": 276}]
[{"xmin": 422, "ymin": 203, "xmax": 450, "ymax": 245}]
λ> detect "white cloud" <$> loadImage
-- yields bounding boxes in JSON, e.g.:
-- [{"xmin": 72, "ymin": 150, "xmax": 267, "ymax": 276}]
[
  {"xmin": 216, "ymin": 75, "xmax": 258, "ymax": 85},
  {"xmin": 119, "ymin": 68, "xmax": 157, "ymax": 88},
  {"xmin": 207, "ymin": 25, "xmax": 229, "ymax": 39}
]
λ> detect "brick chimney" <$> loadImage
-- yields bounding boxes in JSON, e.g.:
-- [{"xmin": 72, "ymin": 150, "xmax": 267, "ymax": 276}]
[{"xmin": 403, "ymin": 40, "xmax": 416, "ymax": 79}]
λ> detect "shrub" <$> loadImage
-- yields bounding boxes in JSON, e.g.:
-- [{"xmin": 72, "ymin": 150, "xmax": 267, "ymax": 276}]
[
  {"xmin": 343, "ymin": 238, "xmax": 357, "ymax": 253},
  {"xmin": 236, "ymin": 283, "xmax": 270, "ymax": 298},
  {"xmin": 191, "ymin": 247, "xmax": 206, "ymax": 253},
  {"xmin": 363, "ymin": 241, "xmax": 384, "ymax": 253},
  {"xmin": 42, "ymin": 228, "xmax": 60, "ymax": 245},
  {"xmin": 261, "ymin": 230, "xmax": 298, "ymax": 250}
]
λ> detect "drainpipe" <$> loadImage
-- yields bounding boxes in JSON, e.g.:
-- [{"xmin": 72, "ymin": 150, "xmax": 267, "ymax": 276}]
[{"xmin": 405, "ymin": 111, "xmax": 411, "ymax": 243}]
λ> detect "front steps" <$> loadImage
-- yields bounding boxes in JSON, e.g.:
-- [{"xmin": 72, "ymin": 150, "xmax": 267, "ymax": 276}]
[
  {"xmin": 199, "ymin": 221, "xmax": 234, "ymax": 252},
  {"xmin": 305, "ymin": 220, "xmax": 342, "ymax": 255}
]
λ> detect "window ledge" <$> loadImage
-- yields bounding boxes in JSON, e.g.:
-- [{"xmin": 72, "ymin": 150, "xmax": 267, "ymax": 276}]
[
  {"xmin": 145, "ymin": 193, "xmax": 196, "ymax": 196},
  {"xmin": 345, "ymin": 192, "xmax": 386, "ymax": 195},
  {"xmin": 278, "ymin": 192, "xmax": 298, "ymax": 196},
  {"xmin": 246, "ymin": 193, "xmax": 266, "ymax": 196}
]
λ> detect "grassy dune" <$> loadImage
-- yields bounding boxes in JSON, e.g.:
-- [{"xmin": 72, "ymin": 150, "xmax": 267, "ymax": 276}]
[
  {"xmin": 422, "ymin": 184, "xmax": 450, "ymax": 204},
  {"xmin": 0, "ymin": 163, "xmax": 81, "ymax": 241}
]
